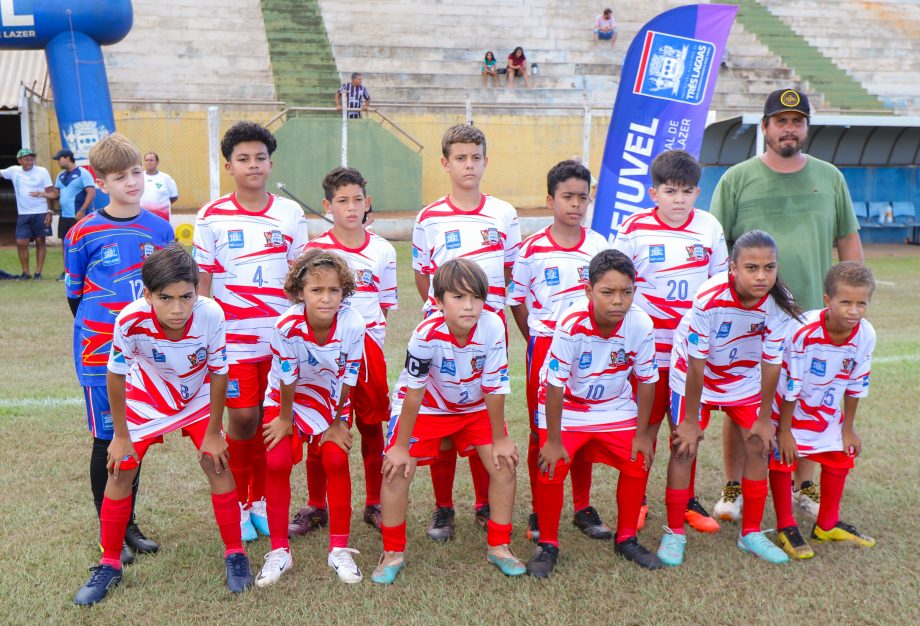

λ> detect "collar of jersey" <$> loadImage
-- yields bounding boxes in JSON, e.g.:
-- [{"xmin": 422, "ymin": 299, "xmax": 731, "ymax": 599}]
[
  {"xmin": 327, "ymin": 229, "xmax": 370, "ymax": 253},
  {"xmin": 652, "ymin": 207, "xmax": 695, "ymax": 230},
  {"xmin": 727, "ymin": 273, "xmax": 769, "ymax": 310},
  {"xmin": 545, "ymin": 226, "xmax": 586, "ymax": 251},
  {"xmin": 445, "ymin": 193, "xmax": 486, "ymax": 214},
  {"xmin": 820, "ymin": 308, "xmax": 859, "ymax": 346},
  {"xmin": 587, "ymin": 301, "xmax": 625, "ymax": 338},
  {"xmin": 230, "ymin": 191, "xmax": 274, "ymax": 216},
  {"xmin": 302, "ymin": 308, "xmax": 338, "ymax": 345},
  {"xmin": 151, "ymin": 309, "xmax": 195, "ymax": 341}
]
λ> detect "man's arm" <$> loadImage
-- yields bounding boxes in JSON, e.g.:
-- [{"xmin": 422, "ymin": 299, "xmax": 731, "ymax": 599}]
[
  {"xmin": 835, "ymin": 232, "xmax": 863, "ymax": 263},
  {"xmin": 510, "ymin": 304, "xmax": 529, "ymax": 341},
  {"xmin": 335, "ymin": 90, "xmax": 343, "ymax": 110}
]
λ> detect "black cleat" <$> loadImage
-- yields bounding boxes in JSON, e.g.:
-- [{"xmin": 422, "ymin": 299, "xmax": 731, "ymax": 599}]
[
  {"xmin": 526, "ymin": 543, "xmax": 559, "ymax": 578},
  {"xmin": 426, "ymin": 506, "xmax": 456, "ymax": 543},
  {"xmin": 474, "ymin": 504, "xmax": 491, "ymax": 530},
  {"xmin": 225, "ymin": 553, "xmax": 254, "ymax": 593},
  {"xmin": 74, "ymin": 564, "xmax": 122, "ymax": 606},
  {"xmin": 288, "ymin": 506, "xmax": 328, "ymax": 538},
  {"xmin": 614, "ymin": 536, "xmax": 664, "ymax": 570},
  {"xmin": 124, "ymin": 523, "xmax": 160, "ymax": 554},
  {"xmin": 573, "ymin": 506, "xmax": 614, "ymax": 540}
]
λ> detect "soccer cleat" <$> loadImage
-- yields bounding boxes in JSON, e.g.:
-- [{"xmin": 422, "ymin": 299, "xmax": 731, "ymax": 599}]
[
  {"xmin": 255, "ymin": 548, "xmax": 293, "ymax": 588},
  {"xmin": 486, "ymin": 544, "xmax": 526, "ymax": 577},
  {"xmin": 811, "ymin": 521, "xmax": 876, "ymax": 547},
  {"xmin": 74, "ymin": 564, "xmax": 122, "ymax": 606},
  {"xmin": 526, "ymin": 543, "xmax": 559, "ymax": 578},
  {"xmin": 16, "ymin": 272, "xmax": 31, "ymax": 280},
  {"xmin": 371, "ymin": 552, "xmax": 405, "ymax": 585},
  {"xmin": 685, "ymin": 498, "xmax": 720, "ymax": 533},
  {"xmin": 614, "ymin": 536, "xmax": 664, "ymax": 570},
  {"xmin": 362, "ymin": 504, "xmax": 382, "ymax": 531},
  {"xmin": 637, "ymin": 501, "xmax": 649, "ymax": 531},
  {"xmin": 656, "ymin": 528, "xmax": 687, "ymax": 567},
  {"xmin": 426, "ymin": 506, "xmax": 456, "ymax": 543},
  {"xmin": 225, "ymin": 552, "xmax": 254, "ymax": 593},
  {"xmin": 573, "ymin": 506, "xmax": 614, "ymax": 540},
  {"xmin": 288, "ymin": 505, "xmax": 328, "ymax": 538},
  {"xmin": 240, "ymin": 504, "xmax": 257, "ymax": 542},
  {"xmin": 124, "ymin": 523, "xmax": 160, "ymax": 554},
  {"xmin": 713, "ymin": 481, "xmax": 743, "ymax": 522},
  {"xmin": 474, "ymin": 504, "xmax": 491, "ymax": 530},
  {"xmin": 794, "ymin": 481, "xmax": 821, "ymax": 518},
  {"xmin": 737, "ymin": 531, "xmax": 789, "ymax": 564},
  {"xmin": 249, "ymin": 498, "xmax": 270, "ymax": 536},
  {"xmin": 526, "ymin": 512, "xmax": 540, "ymax": 543},
  {"xmin": 33, "ymin": 272, "xmax": 42, "ymax": 280},
  {"xmin": 776, "ymin": 526, "xmax": 815, "ymax": 559},
  {"xmin": 57, "ymin": 272, "xmax": 66, "ymax": 282},
  {"xmin": 328, "ymin": 547, "xmax": 363, "ymax": 583}
]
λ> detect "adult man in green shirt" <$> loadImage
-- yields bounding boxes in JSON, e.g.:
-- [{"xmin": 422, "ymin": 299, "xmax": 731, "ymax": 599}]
[{"xmin": 709, "ymin": 88, "xmax": 864, "ymax": 525}]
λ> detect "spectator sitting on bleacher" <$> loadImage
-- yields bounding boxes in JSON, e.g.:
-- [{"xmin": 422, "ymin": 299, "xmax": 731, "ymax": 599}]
[
  {"xmin": 594, "ymin": 8, "xmax": 617, "ymax": 48},
  {"xmin": 482, "ymin": 51, "xmax": 498, "ymax": 88},
  {"xmin": 506, "ymin": 47, "xmax": 530, "ymax": 88}
]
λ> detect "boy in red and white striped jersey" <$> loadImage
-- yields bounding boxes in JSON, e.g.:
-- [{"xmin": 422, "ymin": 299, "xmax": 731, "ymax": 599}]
[{"xmin": 509, "ymin": 160, "xmax": 611, "ymax": 542}]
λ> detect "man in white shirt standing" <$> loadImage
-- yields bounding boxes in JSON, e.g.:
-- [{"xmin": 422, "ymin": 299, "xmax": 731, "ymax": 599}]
[
  {"xmin": 1, "ymin": 148, "xmax": 54, "ymax": 280},
  {"xmin": 140, "ymin": 152, "xmax": 179, "ymax": 222}
]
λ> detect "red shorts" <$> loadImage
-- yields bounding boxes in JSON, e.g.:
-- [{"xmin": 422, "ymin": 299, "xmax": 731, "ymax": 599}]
[
  {"xmin": 769, "ymin": 450, "xmax": 855, "ymax": 472},
  {"xmin": 349, "ymin": 336, "xmax": 390, "ymax": 426},
  {"xmin": 384, "ymin": 409, "xmax": 497, "ymax": 466},
  {"xmin": 119, "ymin": 419, "xmax": 210, "ymax": 471},
  {"xmin": 526, "ymin": 335, "xmax": 553, "ymax": 434},
  {"xmin": 263, "ymin": 408, "xmax": 339, "ymax": 465},
  {"xmin": 536, "ymin": 428, "xmax": 647, "ymax": 483},
  {"xmin": 630, "ymin": 368, "xmax": 670, "ymax": 426},
  {"xmin": 226, "ymin": 360, "xmax": 271, "ymax": 409},
  {"xmin": 670, "ymin": 391, "xmax": 756, "ymax": 430}
]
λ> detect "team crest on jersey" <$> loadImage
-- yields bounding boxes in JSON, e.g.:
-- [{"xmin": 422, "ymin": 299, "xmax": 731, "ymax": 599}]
[
  {"xmin": 749, "ymin": 322, "xmax": 765, "ymax": 334},
  {"xmin": 716, "ymin": 322, "xmax": 732, "ymax": 338},
  {"xmin": 649, "ymin": 244, "xmax": 666, "ymax": 263},
  {"xmin": 440, "ymin": 359, "xmax": 456, "ymax": 376},
  {"xmin": 187, "ymin": 347, "xmax": 208, "ymax": 367},
  {"xmin": 307, "ymin": 351, "xmax": 319, "ymax": 366},
  {"xmin": 101, "ymin": 243, "xmax": 120, "ymax": 266},
  {"xmin": 356, "ymin": 269, "xmax": 374, "ymax": 286},
  {"xmin": 544, "ymin": 267, "xmax": 560, "ymax": 286},
  {"xmin": 685, "ymin": 243, "xmax": 708, "ymax": 261},
  {"xmin": 577, "ymin": 266, "xmax": 590, "ymax": 284},
  {"xmin": 152, "ymin": 348, "xmax": 166, "ymax": 363},
  {"xmin": 578, "ymin": 352, "xmax": 593, "ymax": 369},
  {"xmin": 810, "ymin": 358, "xmax": 827, "ymax": 376},
  {"xmin": 841, "ymin": 357, "xmax": 857, "ymax": 374},
  {"xmin": 480, "ymin": 228, "xmax": 500, "ymax": 246},
  {"xmin": 445, "ymin": 230, "xmax": 461, "ymax": 250},
  {"xmin": 470, "ymin": 355, "xmax": 486, "ymax": 373},
  {"xmin": 139, "ymin": 242, "xmax": 156, "ymax": 259},
  {"xmin": 610, "ymin": 349, "xmax": 628, "ymax": 367},
  {"xmin": 228, "ymin": 230, "xmax": 245, "ymax": 249},
  {"xmin": 263, "ymin": 229, "xmax": 284, "ymax": 247}
]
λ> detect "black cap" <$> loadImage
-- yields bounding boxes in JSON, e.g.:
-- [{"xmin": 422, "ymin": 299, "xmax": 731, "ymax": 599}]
[
  {"xmin": 53, "ymin": 148, "xmax": 75, "ymax": 159},
  {"xmin": 763, "ymin": 89, "xmax": 810, "ymax": 118}
]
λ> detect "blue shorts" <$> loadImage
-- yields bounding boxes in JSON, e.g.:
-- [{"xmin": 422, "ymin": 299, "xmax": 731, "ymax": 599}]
[
  {"xmin": 83, "ymin": 385, "xmax": 114, "ymax": 440},
  {"xmin": 596, "ymin": 30, "xmax": 614, "ymax": 40},
  {"xmin": 16, "ymin": 214, "xmax": 47, "ymax": 240}
]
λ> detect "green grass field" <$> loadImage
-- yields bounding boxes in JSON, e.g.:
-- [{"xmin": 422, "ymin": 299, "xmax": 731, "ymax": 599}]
[{"xmin": 1, "ymin": 243, "xmax": 918, "ymax": 625}]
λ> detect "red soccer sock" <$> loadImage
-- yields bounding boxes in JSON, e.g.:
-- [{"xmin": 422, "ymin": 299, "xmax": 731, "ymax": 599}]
[
  {"xmin": 249, "ymin": 434, "xmax": 267, "ymax": 503},
  {"xmin": 99, "ymin": 495, "xmax": 132, "ymax": 569},
  {"xmin": 535, "ymin": 480, "xmax": 564, "ymax": 547},
  {"xmin": 322, "ymin": 442, "xmax": 352, "ymax": 551},
  {"xmin": 382, "ymin": 522, "xmax": 407, "ymax": 553},
  {"xmin": 430, "ymin": 447, "xmax": 457, "ymax": 509},
  {"xmin": 211, "ymin": 490, "xmax": 245, "ymax": 556},
  {"xmin": 487, "ymin": 519, "xmax": 513, "ymax": 547},
  {"xmin": 615, "ymin": 471, "xmax": 647, "ymax": 543},
  {"xmin": 769, "ymin": 470, "xmax": 796, "ymax": 529},
  {"xmin": 741, "ymin": 477, "xmax": 768, "ymax": 536},
  {"xmin": 665, "ymin": 487, "xmax": 689, "ymax": 534},
  {"xmin": 226, "ymin": 436, "xmax": 252, "ymax": 505},
  {"xmin": 688, "ymin": 457, "xmax": 698, "ymax": 502},
  {"xmin": 570, "ymin": 453, "xmax": 592, "ymax": 512},
  {"xmin": 305, "ymin": 444, "xmax": 327, "ymax": 509},
  {"xmin": 816, "ymin": 465, "xmax": 849, "ymax": 531},
  {"xmin": 356, "ymin": 420, "xmax": 384, "ymax": 507},
  {"xmin": 469, "ymin": 454, "xmax": 490, "ymax": 509},
  {"xmin": 527, "ymin": 434, "xmax": 539, "ymax": 512},
  {"xmin": 265, "ymin": 437, "xmax": 294, "ymax": 551}
]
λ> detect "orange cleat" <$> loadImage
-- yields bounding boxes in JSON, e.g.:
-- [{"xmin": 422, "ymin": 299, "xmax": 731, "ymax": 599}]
[{"xmin": 684, "ymin": 497, "xmax": 720, "ymax": 533}]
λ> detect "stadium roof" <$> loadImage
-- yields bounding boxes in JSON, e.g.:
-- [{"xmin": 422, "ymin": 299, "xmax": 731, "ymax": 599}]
[
  {"xmin": 0, "ymin": 50, "xmax": 47, "ymax": 110},
  {"xmin": 702, "ymin": 114, "xmax": 920, "ymax": 167}
]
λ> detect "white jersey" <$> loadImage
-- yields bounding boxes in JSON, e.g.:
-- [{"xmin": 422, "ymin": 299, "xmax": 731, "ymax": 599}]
[
  {"xmin": 412, "ymin": 194, "xmax": 521, "ymax": 315},
  {"xmin": 612, "ymin": 208, "xmax": 728, "ymax": 366},
  {"xmin": 263, "ymin": 304, "xmax": 365, "ymax": 436},
  {"xmin": 307, "ymin": 229, "xmax": 398, "ymax": 348},
  {"xmin": 1, "ymin": 165, "xmax": 52, "ymax": 215},
  {"xmin": 391, "ymin": 310, "xmax": 510, "ymax": 417},
  {"xmin": 670, "ymin": 273, "xmax": 791, "ymax": 406},
  {"xmin": 774, "ymin": 309, "xmax": 875, "ymax": 454},
  {"xmin": 508, "ymin": 226, "xmax": 609, "ymax": 337},
  {"xmin": 108, "ymin": 296, "xmax": 228, "ymax": 442},
  {"xmin": 192, "ymin": 193, "xmax": 309, "ymax": 365},
  {"xmin": 140, "ymin": 170, "xmax": 179, "ymax": 221},
  {"xmin": 537, "ymin": 302, "xmax": 658, "ymax": 432}
]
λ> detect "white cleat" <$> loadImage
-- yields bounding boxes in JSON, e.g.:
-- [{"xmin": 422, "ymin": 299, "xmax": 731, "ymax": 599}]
[
  {"xmin": 793, "ymin": 481, "xmax": 820, "ymax": 518},
  {"xmin": 713, "ymin": 482, "xmax": 743, "ymax": 522},
  {"xmin": 328, "ymin": 547, "xmax": 363, "ymax": 584},
  {"xmin": 255, "ymin": 548, "xmax": 293, "ymax": 588}
]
